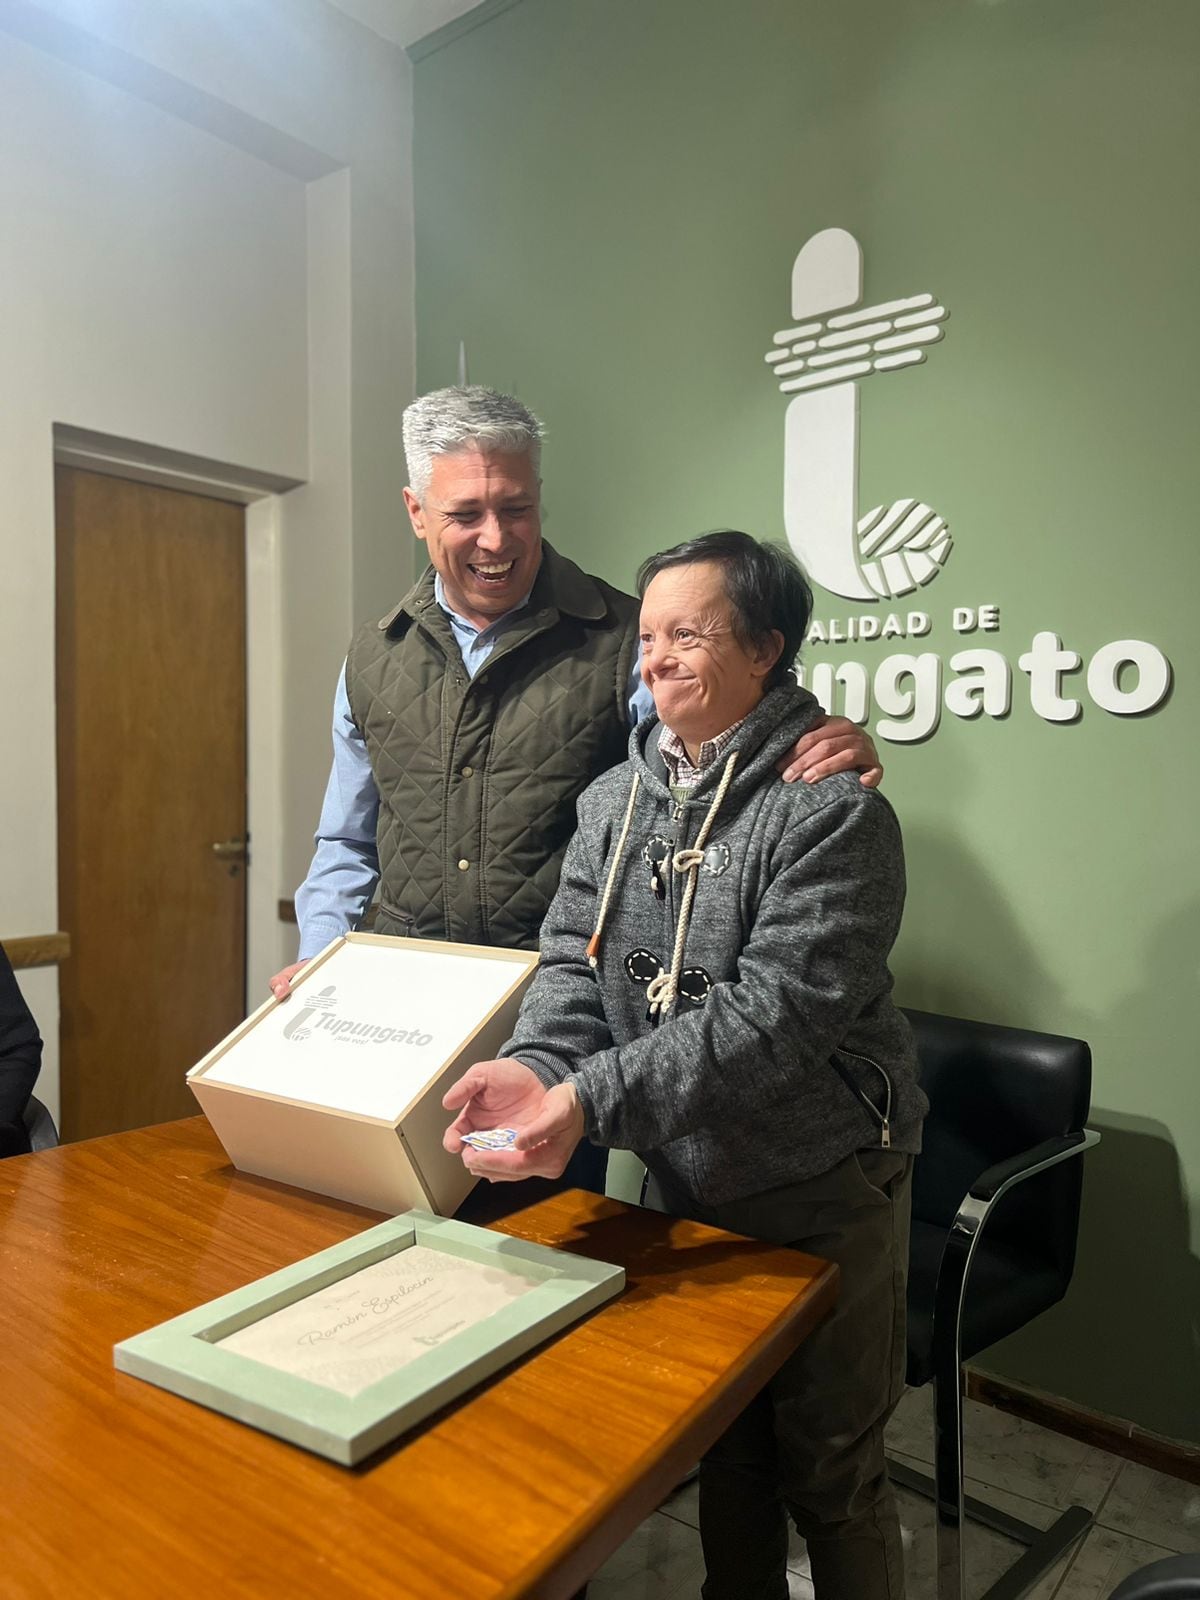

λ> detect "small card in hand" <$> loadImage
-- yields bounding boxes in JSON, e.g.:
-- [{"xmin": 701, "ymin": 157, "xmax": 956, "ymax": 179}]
[{"xmin": 460, "ymin": 1127, "xmax": 519, "ymax": 1151}]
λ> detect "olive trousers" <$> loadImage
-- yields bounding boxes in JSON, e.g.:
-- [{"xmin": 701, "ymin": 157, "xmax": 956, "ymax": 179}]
[{"xmin": 644, "ymin": 1149, "xmax": 912, "ymax": 1600}]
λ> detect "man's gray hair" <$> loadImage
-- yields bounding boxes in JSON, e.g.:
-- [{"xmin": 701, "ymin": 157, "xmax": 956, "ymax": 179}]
[{"xmin": 402, "ymin": 386, "xmax": 544, "ymax": 499}]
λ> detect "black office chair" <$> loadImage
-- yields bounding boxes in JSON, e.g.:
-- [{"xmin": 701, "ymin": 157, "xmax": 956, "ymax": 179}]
[
  {"xmin": 892, "ymin": 1008, "xmax": 1100, "ymax": 1600},
  {"xmin": 1110, "ymin": 1556, "xmax": 1200, "ymax": 1598},
  {"xmin": 23, "ymin": 1095, "xmax": 60, "ymax": 1151}
]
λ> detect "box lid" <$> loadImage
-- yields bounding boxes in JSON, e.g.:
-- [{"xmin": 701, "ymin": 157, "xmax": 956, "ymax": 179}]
[{"xmin": 190, "ymin": 935, "xmax": 537, "ymax": 1122}]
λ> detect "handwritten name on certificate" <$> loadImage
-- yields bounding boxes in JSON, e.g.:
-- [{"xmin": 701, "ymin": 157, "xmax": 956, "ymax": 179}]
[{"xmin": 218, "ymin": 1245, "xmax": 540, "ymax": 1397}]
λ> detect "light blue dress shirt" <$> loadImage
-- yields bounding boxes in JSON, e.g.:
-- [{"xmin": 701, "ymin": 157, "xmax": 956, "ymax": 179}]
[{"xmin": 294, "ymin": 577, "xmax": 653, "ymax": 958}]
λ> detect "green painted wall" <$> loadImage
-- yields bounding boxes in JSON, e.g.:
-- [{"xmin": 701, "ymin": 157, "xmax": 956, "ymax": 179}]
[{"xmin": 414, "ymin": 0, "xmax": 1200, "ymax": 1442}]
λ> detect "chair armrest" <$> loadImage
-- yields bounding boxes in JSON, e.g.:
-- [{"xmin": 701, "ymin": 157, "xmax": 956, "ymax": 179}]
[
  {"xmin": 969, "ymin": 1130, "xmax": 1097, "ymax": 1204},
  {"xmin": 22, "ymin": 1095, "xmax": 60, "ymax": 1153},
  {"xmin": 935, "ymin": 1127, "xmax": 1100, "ymax": 1364}
]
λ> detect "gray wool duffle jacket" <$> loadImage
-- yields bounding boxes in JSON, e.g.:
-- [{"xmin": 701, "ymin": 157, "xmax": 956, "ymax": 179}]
[{"xmin": 505, "ymin": 683, "xmax": 927, "ymax": 1208}]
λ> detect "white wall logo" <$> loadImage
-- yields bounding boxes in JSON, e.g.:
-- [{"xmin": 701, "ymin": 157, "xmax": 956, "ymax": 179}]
[
  {"xmin": 767, "ymin": 227, "xmax": 1173, "ymax": 741},
  {"xmin": 768, "ymin": 227, "xmax": 950, "ymax": 602}
]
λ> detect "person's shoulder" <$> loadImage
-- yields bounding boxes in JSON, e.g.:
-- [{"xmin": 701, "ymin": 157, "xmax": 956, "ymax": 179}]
[
  {"xmin": 589, "ymin": 573, "xmax": 638, "ymax": 620},
  {"xmin": 347, "ymin": 576, "xmax": 428, "ymax": 653},
  {"xmin": 577, "ymin": 755, "xmax": 640, "ymax": 813},
  {"xmin": 347, "ymin": 615, "xmax": 380, "ymax": 651},
  {"xmin": 541, "ymin": 543, "xmax": 637, "ymax": 623},
  {"xmin": 345, "ymin": 609, "xmax": 410, "ymax": 679},
  {"xmin": 773, "ymin": 768, "xmax": 901, "ymax": 838}
]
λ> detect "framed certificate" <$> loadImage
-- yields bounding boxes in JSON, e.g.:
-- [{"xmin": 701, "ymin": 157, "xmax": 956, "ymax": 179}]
[{"xmin": 114, "ymin": 1211, "xmax": 625, "ymax": 1465}]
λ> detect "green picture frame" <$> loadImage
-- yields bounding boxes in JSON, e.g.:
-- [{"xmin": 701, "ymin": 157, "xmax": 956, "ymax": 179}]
[{"xmin": 114, "ymin": 1211, "xmax": 625, "ymax": 1465}]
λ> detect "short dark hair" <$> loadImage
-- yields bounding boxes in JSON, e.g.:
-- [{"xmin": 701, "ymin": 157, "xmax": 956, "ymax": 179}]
[{"xmin": 636, "ymin": 530, "xmax": 813, "ymax": 692}]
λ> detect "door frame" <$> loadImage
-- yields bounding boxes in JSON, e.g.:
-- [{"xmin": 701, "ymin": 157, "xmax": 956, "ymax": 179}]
[{"xmin": 53, "ymin": 426, "xmax": 301, "ymax": 1008}]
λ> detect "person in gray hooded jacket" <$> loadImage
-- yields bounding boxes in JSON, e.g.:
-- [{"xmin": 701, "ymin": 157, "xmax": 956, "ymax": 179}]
[{"xmin": 444, "ymin": 530, "xmax": 926, "ymax": 1600}]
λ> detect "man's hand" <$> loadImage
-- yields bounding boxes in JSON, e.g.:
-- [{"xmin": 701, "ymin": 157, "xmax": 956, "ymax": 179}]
[
  {"xmin": 443, "ymin": 1059, "xmax": 585, "ymax": 1182},
  {"xmin": 268, "ymin": 960, "xmax": 309, "ymax": 1001},
  {"xmin": 778, "ymin": 714, "xmax": 883, "ymax": 788}
]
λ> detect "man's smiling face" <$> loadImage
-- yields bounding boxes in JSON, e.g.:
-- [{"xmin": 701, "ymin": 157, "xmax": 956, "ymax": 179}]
[{"xmin": 403, "ymin": 447, "xmax": 542, "ymax": 630}]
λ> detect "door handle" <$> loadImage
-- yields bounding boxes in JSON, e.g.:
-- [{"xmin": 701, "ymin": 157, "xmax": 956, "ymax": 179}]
[{"xmin": 211, "ymin": 838, "xmax": 248, "ymax": 861}]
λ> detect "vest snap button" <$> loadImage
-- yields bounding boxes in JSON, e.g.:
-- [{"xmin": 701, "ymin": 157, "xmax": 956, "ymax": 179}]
[
  {"xmin": 461, "ymin": 765, "xmax": 474, "ymax": 778},
  {"xmin": 457, "ymin": 858, "xmax": 470, "ymax": 871}
]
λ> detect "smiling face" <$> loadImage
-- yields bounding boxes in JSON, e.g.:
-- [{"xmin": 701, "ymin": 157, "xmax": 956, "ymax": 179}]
[
  {"xmin": 403, "ymin": 447, "xmax": 542, "ymax": 630},
  {"xmin": 639, "ymin": 561, "xmax": 783, "ymax": 756}
]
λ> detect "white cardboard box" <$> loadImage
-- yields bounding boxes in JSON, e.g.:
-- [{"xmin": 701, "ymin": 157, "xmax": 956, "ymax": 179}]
[{"xmin": 188, "ymin": 933, "xmax": 539, "ymax": 1216}]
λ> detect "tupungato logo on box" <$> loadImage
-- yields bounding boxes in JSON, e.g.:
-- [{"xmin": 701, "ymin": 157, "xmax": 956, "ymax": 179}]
[
  {"xmin": 768, "ymin": 228, "xmax": 1173, "ymax": 743},
  {"xmin": 281, "ymin": 984, "xmax": 433, "ymax": 1048}
]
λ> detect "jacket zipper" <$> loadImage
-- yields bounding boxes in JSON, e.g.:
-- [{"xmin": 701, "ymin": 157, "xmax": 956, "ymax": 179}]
[
  {"xmin": 833, "ymin": 1046, "xmax": 894, "ymax": 1149},
  {"xmin": 665, "ymin": 800, "xmax": 687, "ymax": 915}
]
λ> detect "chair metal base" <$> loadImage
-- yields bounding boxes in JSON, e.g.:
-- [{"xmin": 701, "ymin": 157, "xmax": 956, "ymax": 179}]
[
  {"xmin": 889, "ymin": 1457, "xmax": 1093, "ymax": 1600},
  {"xmin": 910, "ymin": 1130, "xmax": 1101, "ymax": 1600}
]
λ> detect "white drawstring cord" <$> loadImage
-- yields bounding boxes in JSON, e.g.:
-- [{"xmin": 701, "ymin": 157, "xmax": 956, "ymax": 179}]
[
  {"xmin": 646, "ymin": 750, "xmax": 739, "ymax": 1017},
  {"xmin": 587, "ymin": 773, "xmax": 641, "ymax": 968}
]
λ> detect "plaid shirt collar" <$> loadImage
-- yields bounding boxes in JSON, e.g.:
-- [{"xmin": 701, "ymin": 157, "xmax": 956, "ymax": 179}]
[{"xmin": 658, "ymin": 718, "xmax": 746, "ymax": 791}]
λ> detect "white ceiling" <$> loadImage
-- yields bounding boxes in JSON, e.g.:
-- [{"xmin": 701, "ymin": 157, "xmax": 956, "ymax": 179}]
[{"xmin": 324, "ymin": 0, "xmax": 488, "ymax": 50}]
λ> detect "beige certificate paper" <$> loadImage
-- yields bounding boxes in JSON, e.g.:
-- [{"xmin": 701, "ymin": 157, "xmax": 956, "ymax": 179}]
[{"xmin": 218, "ymin": 1244, "xmax": 541, "ymax": 1398}]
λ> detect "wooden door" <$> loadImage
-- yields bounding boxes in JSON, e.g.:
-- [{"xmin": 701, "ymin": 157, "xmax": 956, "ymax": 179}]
[{"xmin": 56, "ymin": 467, "xmax": 247, "ymax": 1140}]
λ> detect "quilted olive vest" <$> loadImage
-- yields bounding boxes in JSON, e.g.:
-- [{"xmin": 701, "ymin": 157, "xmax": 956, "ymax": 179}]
[{"xmin": 346, "ymin": 542, "xmax": 639, "ymax": 950}]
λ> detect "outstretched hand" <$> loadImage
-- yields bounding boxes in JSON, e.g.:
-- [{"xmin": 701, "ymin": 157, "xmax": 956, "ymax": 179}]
[
  {"xmin": 778, "ymin": 714, "xmax": 882, "ymax": 788},
  {"xmin": 443, "ymin": 1058, "xmax": 585, "ymax": 1182}
]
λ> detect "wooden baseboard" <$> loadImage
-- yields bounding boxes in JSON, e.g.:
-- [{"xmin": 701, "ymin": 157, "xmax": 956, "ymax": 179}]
[
  {"xmin": 968, "ymin": 1369, "xmax": 1200, "ymax": 1485},
  {"xmin": 3, "ymin": 932, "xmax": 71, "ymax": 970}
]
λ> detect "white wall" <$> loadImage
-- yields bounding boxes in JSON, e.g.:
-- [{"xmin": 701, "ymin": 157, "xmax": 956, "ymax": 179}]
[{"xmin": 0, "ymin": 2, "xmax": 417, "ymax": 1121}]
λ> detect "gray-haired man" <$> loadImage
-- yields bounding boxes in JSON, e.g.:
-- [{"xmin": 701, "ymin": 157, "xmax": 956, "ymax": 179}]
[{"xmin": 271, "ymin": 388, "xmax": 881, "ymax": 1186}]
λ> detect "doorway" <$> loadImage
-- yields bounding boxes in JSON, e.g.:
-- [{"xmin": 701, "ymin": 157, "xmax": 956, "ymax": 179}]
[{"xmin": 55, "ymin": 466, "xmax": 248, "ymax": 1140}]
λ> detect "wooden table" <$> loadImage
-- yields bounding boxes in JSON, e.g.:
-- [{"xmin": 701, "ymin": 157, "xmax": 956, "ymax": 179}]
[{"xmin": 0, "ymin": 1118, "xmax": 837, "ymax": 1599}]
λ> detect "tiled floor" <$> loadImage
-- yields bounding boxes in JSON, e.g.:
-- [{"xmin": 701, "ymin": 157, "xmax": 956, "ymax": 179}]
[{"xmin": 588, "ymin": 1386, "xmax": 1200, "ymax": 1599}]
